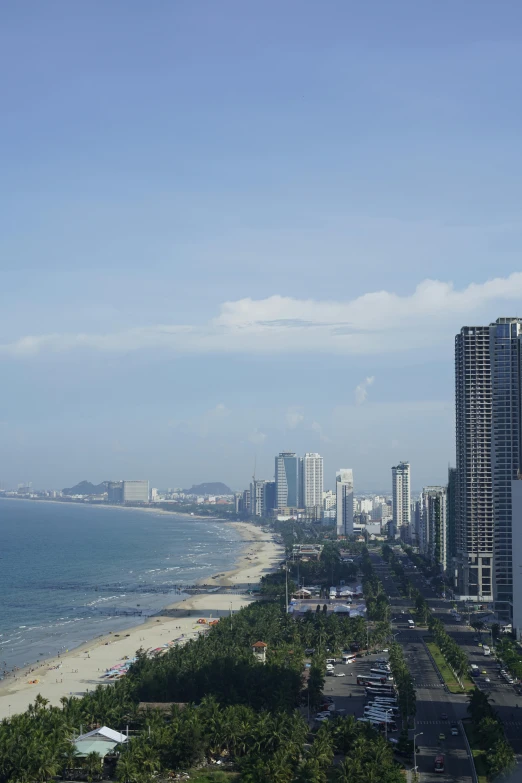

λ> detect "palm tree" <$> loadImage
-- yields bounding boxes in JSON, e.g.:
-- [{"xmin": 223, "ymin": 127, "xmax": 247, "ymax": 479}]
[
  {"xmin": 116, "ymin": 753, "xmax": 140, "ymax": 783},
  {"xmin": 62, "ymin": 743, "xmax": 80, "ymax": 778},
  {"xmin": 83, "ymin": 750, "xmax": 103, "ymax": 782}
]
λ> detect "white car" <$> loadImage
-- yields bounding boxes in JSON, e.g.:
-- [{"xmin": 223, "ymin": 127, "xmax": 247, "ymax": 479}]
[{"xmin": 334, "ymin": 672, "xmax": 346, "ymax": 677}]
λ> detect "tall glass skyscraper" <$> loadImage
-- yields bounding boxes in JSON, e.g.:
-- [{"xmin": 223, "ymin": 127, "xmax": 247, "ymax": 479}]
[
  {"xmin": 336, "ymin": 469, "xmax": 354, "ymax": 537},
  {"xmin": 275, "ymin": 452, "xmax": 300, "ymax": 508},
  {"xmin": 455, "ymin": 318, "xmax": 522, "ymax": 619},
  {"xmin": 490, "ymin": 318, "xmax": 522, "ymax": 617}
]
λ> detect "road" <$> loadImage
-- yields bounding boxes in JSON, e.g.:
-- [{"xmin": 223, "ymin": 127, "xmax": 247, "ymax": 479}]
[
  {"xmin": 370, "ymin": 550, "xmax": 473, "ymax": 783},
  {"xmin": 396, "ymin": 550, "xmax": 522, "ymax": 754}
]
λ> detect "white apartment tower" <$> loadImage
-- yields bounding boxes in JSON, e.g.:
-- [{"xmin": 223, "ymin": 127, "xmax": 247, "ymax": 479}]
[
  {"xmin": 336, "ymin": 469, "xmax": 354, "ymax": 537},
  {"xmin": 392, "ymin": 462, "xmax": 411, "ymax": 535},
  {"xmin": 302, "ymin": 452, "xmax": 324, "ymax": 509},
  {"xmin": 250, "ymin": 479, "xmax": 266, "ymax": 517}
]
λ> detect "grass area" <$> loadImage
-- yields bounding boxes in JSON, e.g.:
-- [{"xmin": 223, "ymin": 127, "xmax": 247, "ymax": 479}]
[
  {"xmin": 462, "ymin": 721, "xmax": 489, "ymax": 783},
  {"xmin": 424, "ymin": 640, "xmax": 475, "ymax": 693}
]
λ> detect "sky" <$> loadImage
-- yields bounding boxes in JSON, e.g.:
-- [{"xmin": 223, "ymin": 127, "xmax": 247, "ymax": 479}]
[{"xmin": 1, "ymin": 1, "xmax": 522, "ymax": 492}]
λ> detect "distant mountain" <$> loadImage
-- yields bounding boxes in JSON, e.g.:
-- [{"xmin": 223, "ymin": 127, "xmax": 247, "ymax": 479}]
[
  {"xmin": 183, "ymin": 482, "xmax": 233, "ymax": 496},
  {"xmin": 62, "ymin": 480, "xmax": 107, "ymax": 496}
]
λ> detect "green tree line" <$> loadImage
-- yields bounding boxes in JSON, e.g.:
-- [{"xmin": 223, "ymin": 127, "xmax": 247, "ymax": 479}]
[{"xmin": 467, "ymin": 688, "xmax": 515, "ymax": 779}]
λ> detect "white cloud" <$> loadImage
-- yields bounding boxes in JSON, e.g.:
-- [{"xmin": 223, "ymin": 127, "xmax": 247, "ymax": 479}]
[
  {"xmin": 354, "ymin": 376, "xmax": 375, "ymax": 405},
  {"xmin": 285, "ymin": 410, "xmax": 305, "ymax": 429},
  {"xmin": 2, "ymin": 273, "xmax": 522, "ymax": 358},
  {"xmin": 248, "ymin": 429, "xmax": 267, "ymax": 445},
  {"xmin": 311, "ymin": 421, "xmax": 331, "ymax": 443},
  {"xmin": 211, "ymin": 403, "xmax": 230, "ymax": 419},
  {"xmin": 169, "ymin": 403, "xmax": 230, "ymax": 438}
]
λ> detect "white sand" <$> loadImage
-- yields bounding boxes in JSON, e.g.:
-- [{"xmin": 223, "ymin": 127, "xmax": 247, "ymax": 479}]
[{"xmin": 0, "ymin": 522, "xmax": 283, "ymax": 719}]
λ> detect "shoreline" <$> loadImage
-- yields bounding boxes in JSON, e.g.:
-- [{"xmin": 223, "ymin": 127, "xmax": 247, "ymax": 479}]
[
  {"xmin": 0, "ymin": 521, "xmax": 283, "ymax": 719},
  {"xmin": 0, "ymin": 495, "xmax": 233, "ymax": 521}
]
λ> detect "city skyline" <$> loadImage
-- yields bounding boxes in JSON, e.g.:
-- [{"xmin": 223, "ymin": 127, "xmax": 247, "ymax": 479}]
[{"xmin": 2, "ymin": 4, "xmax": 522, "ymax": 489}]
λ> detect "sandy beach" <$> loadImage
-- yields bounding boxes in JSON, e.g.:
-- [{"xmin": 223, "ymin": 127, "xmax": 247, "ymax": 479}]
[{"xmin": 0, "ymin": 522, "xmax": 283, "ymax": 719}]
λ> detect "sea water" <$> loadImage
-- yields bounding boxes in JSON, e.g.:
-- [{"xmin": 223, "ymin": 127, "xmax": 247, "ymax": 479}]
[{"xmin": 0, "ymin": 499, "xmax": 243, "ymax": 672}]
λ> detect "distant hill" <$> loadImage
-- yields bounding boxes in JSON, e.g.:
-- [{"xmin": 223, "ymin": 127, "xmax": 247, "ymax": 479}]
[
  {"xmin": 183, "ymin": 482, "xmax": 233, "ymax": 496},
  {"xmin": 62, "ymin": 480, "xmax": 107, "ymax": 496}
]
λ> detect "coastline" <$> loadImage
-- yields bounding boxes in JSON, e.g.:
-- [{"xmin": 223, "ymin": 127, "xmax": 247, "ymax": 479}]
[
  {"xmin": 0, "ymin": 495, "xmax": 231, "ymax": 521},
  {"xmin": 0, "ymin": 521, "xmax": 283, "ymax": 719}
]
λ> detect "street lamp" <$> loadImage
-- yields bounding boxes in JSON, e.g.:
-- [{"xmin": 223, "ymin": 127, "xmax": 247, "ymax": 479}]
[
  {"xmin": 413, "ymin": 731, "xmax": 423, "ymax": 775},
  {"xmin": 383, "ymin": 707, "xmax": 393, "ymax": 742}
]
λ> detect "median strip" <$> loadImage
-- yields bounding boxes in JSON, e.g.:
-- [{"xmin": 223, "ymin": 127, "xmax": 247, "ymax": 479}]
[{"xmin": 424, "ymin": 639, "xmax": 475, "ymax": 693}]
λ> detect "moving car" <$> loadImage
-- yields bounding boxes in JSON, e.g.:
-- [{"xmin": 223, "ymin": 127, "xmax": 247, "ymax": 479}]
[
  {"xmin": 434, "ymin": 754, "xmax": 445, "ymax": 773},
  {"xmin": 438, "ymin": 732, "xmax": 445, "ymax": 740},
  {"xmin": 451, "ymin": 726, "xmax": 459, "ymax": 736},
  {"xmin": 334, "ymin": 672, "xmax": 345, "ymax": 677}
]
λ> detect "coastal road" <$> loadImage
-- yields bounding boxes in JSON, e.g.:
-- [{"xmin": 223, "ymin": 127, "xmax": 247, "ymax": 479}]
[
  {"xmin": 370, "ymin": 552, "xmax": 473, "ymax": 783},
  {"xmin": 396, "ymin": 551, "xmax": 522, "ymax": 755}
]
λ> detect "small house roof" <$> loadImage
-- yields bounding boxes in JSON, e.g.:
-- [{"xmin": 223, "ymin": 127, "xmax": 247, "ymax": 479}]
[
  {"xmin": 76, "ymin": 726, "xmax": 127, "ymax": 744},
  {"xmin": 252, "ymin": 641, "xmax": 267, "ymax": 648}
]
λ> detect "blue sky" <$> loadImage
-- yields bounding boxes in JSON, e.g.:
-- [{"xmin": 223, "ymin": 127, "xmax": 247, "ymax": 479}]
[{"xmin": 1, "ymin": 1, "xmax": 522, "ymax": 492}]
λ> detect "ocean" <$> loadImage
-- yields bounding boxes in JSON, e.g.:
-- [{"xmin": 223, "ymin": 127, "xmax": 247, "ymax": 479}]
[{"xmin": 0, "ymin": 499, "xmax": 243, "ymax": 673}]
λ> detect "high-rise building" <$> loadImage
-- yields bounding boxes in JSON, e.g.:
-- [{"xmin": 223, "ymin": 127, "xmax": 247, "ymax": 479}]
[
  {"xmin": 336, "ymin": 469, "xmax": 354, "ymax": 537},
  {"xmin": 107, "ymin": 481, "xmax": 123, "ymax": 502},
  {"xmin": 122, "ymin": 480, "xmax": 149, "ymax": 503},
  {"xmin": 242, "ymin": 488, "xmax": 250, "ymax": 514},
  {"xmin": 371, "ymin": 502, "xmax": 392, "ymax": 524},
  {"xmin": 302, "ymin": 452, "xmax": 323, "ymax": 509},
  {"xmin": 511, "ymin": 477, "xmax": 522, "ymax": 640},
  {"xmin": 420, "ymin": 486, "xmax": 448, "ymax": 571},
  {"xmin": 455, "ymin": 318, "xmax": 522, "ymax": 616},
  {"xmin": 411, "ymin": 499, "xmax": 421, "ymax": 548},
  {"xmin": 391, "ymin": 462, "xmax": 411, "ymax": 537},
  {"xmin": 250, "ymin": 480, "xmax": 267, "ymax": 517},
  {"xmin": 490, "ymin": 319, "xmax": 522, "ymax": 617},
  {"xmin": 455, "ymin": 325, "xmax": 493, "ymax": 602},
  {"xmin": 275, "ymin": 452, "xmax": 300, "ymax": 508},
  {"xmin": 264, "ymin": 481, "xmax": 276, "ymax": 517},
  {"xmin": 323, "ymin": 490, "xmax": 336, "ymax": 511},
  {"xmin": 248, "ymin": 479, "xmax": 276, "ymax": 517},
  {"xmin": 447, "ymin": 467, "xmax": 457, "ymax": 585}
]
